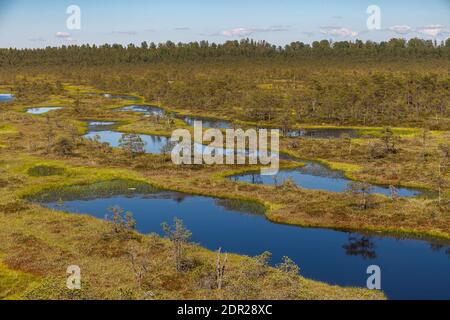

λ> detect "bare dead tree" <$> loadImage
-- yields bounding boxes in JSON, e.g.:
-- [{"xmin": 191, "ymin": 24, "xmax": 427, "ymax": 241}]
[
  {"xmin": 216, "ymin": 247, "xmax": 228, "ymax": 290},
  {"xmin": 126, "ymin": 246, "xmax": 150, "ymax": 292},
  {"xmin": 389, "ymin": 185, "xmax": 399, "ymax": 201}
]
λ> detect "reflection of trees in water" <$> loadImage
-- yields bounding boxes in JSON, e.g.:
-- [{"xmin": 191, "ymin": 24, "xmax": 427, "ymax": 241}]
[
  {"xmin": 298, "ymin": 163, "xmax": 344, "ymax": 179},
  {"xmin": 251, "ymin": 174, "xmax": 263, "ymax": 184},
  {"xmin": 430, "ymin": 243, "xmax": 445, "ymax": 252},
  {"xmin": 429, "ymin": 243, "xmax": 450, "ymax": 258},
  {"xmin": 343, "ymin": 235, "xmax": 377, "ymax": 260},
  {"xmin": 215, "ymin": 199, "xmax": 265, "ymax": 215},
  {"xmin": 142, "ymin": 191, "xmax": 187, "ymax": 203}
]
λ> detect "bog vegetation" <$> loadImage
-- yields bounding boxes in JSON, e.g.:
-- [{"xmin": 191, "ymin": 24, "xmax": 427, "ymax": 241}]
[{"xmin": 0, "ymin": 38, "xmax": 449, "ymax": 300}]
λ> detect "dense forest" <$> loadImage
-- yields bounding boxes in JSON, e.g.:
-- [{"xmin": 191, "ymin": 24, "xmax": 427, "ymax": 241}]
[
  {"xmin": 2, "ymin": 38, "xmax": 450, "ymax": 66},
  {"xmin": 2, "ymin": 38, "xmax": 450, "ymax": 129}
]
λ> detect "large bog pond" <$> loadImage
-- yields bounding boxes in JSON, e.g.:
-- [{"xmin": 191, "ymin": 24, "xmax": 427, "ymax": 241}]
[
  {"xmin": 34, "ymin": 182, "xmax": 450, "ymax": 300},
  {"xmin": 229, "ymin": 163, "xmax": 425, "ymax": 197}
]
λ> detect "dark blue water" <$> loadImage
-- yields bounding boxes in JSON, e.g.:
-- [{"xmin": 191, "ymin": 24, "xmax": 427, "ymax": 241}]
[
  {"xmin": 229, "ymin": 163, "xmax": 424, "ymax": 198},
  {"xmin": 41, "ymin": 191, "xmax": 450, "ymax": 300},
  {"xmin": 0, "ymin": 94, "xmax": 13, "ymax": 102},
  {"xmin": 26, "ymin": 107, "xmax": 63, "ymax": 115}
]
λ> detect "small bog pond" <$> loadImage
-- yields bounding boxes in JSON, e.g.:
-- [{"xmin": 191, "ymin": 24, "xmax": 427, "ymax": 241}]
[
  {"xmin": 119, "ymin": 105, "xmax": 165, "ymax": 117},
  {"xmin": 33, "ymin": 181, "xmax": 450, "ymax": 300},
  {"xmin": 229, "ymin": 163, "xmax": 425, "ymax": 198},
  {"xmin": 26, "ymin": 107, "xmax": 63, "ymax": 115},
  {"xmin": 85, "ymin": 129, "xmax": 250, "ymax": 157},
  {"xmin": 85, "ymin": 130, "xmax": 172, "ymax": 154},
  {"xmin": 180, "ymin": 115, "xmax": 234, "ymax": 129},
  {"xmin": 86, "ymin": 121, "xmax": 117, "ymax": 132},
  {"xmin": 0, "ymin": 94, "xmax": 14, "ymax": 102}
]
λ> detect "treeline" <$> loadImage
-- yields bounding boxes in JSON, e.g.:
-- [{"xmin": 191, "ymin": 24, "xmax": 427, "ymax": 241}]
[{"xmin": 2, "ymin": 38, "xmax": 450, "ymax": 66}]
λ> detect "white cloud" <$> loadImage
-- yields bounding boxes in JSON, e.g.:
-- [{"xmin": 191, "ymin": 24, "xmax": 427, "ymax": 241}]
[
  {"xmin": 417, "ymin": 25, "xmax": 445, "ymax": 37},
  {"xmin": 220, "ymin": 28, "xmax": 254, "ymax": 37},
  {"xmin": 418, "ymin": 24, "xmax": 444, "ymax": 38},
  {"xmin": 389, "ymin": 25, "xmax": 413, "ymax": 35},
  {"xmin": 320, "ymin": 26, "xmax": 359, "ymax": 37},
  {"xmin": 55, "ymin": 31, "xmax": 71, "ymax": 38},
  {"xmin": 217, "ymin": 26, "xmax": 289, "ymax": 37}
]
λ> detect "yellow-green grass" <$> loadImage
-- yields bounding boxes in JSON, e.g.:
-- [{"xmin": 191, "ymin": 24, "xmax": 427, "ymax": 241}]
[
  {"xmin": 0, "ymin": 258, "xmax": 40, "ymax": 300},
  {"xmin": 0, "ymin": 124, "xmax": 17, "ymax": 134}
]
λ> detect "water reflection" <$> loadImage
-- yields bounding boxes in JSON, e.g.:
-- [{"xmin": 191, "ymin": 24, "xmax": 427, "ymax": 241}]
[
  {"xmin": 180, "ymin": 115, "xmax": 233, "ymax": 129},
  {"xmin": 119, "ymin": 105, "xmax": 165, "ymax": 117},
  {"xmin": 229, "ymin": 166, "xmax": 425, "ymax": 198},
  {"xmin": 26, "ymin": 107, "xmax": 63, "ymax": 115},
  {"xmin": 343, "ymin": 235, "xmax": 377, "ymax": 260},
  {"xmin": 86, "ymin": 121, "xmax": 118, "ymax": 132},
  {"xmin": 0, "ymin": 94, "xmax": 13, "ymax": 102}
]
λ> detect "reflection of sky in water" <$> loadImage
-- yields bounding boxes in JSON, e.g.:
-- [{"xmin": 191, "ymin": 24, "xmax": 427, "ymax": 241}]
[
  {"xmin": 0, "ymin": 94, "xmax": 13, "ymax": 102},
  {"xmin": 120, "ymin": 105, "xmax": 165, "ymax": 116},
  {"xmin": 41, "ymin": 192, "xmax": 450, "ymax": 300},
  {"xmin": 230, "ymin": 166, "xmax": 422, "ymax": 197},
  {"xmin": 84, "ymin": 130, "xmax": 271, "ymax": 158},
  {"xmin": 26, "ymin": 107, "xmax": 63, "ymax": 114}
]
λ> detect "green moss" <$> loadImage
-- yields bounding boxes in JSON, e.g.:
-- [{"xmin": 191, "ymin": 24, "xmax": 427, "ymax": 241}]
[
  {"xmin": 28, "ymin": 165, "xmax": 66, "ymax": 177},
  {"xmin": 27, "ymin": 179, "xmax": 160, "ymax": 202}
]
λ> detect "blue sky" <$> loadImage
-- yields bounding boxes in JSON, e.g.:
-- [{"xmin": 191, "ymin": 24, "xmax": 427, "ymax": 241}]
[{"xmin": 1, "ymin": 0, "xmax": 450, "ymax": 48}]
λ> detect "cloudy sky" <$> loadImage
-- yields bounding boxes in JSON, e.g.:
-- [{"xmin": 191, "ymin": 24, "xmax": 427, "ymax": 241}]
[{"xmin": 1, "ymin": 0, "xmax": 450, "ymax": 48}]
